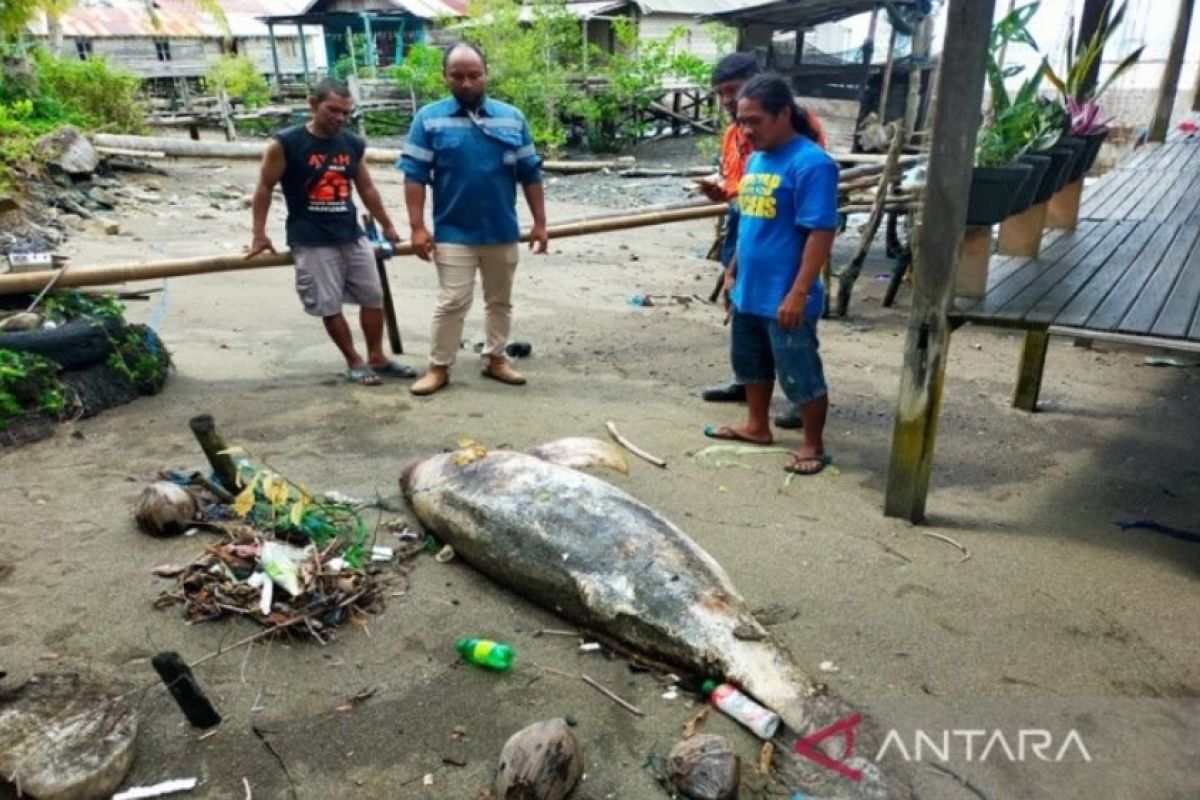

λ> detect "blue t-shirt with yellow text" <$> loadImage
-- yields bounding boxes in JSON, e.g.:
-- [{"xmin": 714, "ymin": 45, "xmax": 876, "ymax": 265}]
[{"xmin": 732, "ymin": 136, "xmax": 839, "ymax": 318}]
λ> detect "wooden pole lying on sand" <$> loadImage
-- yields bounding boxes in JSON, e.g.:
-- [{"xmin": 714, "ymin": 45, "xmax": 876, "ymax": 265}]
[{"xmin": 0, "ymin": 202, "xmax": 729, "ymax": 296}]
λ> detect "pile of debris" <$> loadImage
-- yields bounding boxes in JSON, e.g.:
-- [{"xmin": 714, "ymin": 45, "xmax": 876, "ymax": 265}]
[{"xmin": 141, "ymin": 416, "xmax": 415, "ymax": 641}]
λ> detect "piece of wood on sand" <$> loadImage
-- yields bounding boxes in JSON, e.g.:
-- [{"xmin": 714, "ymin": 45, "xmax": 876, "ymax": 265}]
[
  {"xmin": 0, "ymin": 673, "xmax": 138, "ymax": 800},
  {"xmin": 494, "ymin": 718, "xmax": 583, "ymax": 800}
]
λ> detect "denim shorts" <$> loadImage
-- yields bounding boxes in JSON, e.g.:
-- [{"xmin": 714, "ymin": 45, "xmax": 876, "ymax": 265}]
[
  {"xmin": 719, "ymin": 206, "xmax": 740, "ymax": 267},
  {"xmin": 730, "ymin": 310, "xmax": 828, "ymax": 406}
]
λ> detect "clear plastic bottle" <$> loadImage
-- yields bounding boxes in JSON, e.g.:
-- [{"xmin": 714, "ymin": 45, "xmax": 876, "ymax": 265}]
[
  {"xmin": 702, "ymin": 679, "xmax": 781, "ymax": 739},
  {"xmin": 455, "ymin": 637, "xmax": 515, "ymax": 671}
]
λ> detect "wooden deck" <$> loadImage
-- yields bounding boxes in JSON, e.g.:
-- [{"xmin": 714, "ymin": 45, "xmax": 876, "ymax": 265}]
[{"xmin": 953, "ymin": 137, "xmax": 1200, "ymax": 345}]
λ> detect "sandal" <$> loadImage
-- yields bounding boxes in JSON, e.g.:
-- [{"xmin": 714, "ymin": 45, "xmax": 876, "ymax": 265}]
[
  {"xmin": 703, "ymin": 425, "xmax": 773, "ymax": 445},
  {"xmin": 345, "ymin": 366, "xmax": 383, "ymax": 386},
  {"xmin": 783, "ymin": 453, "xmax": 832, "ymax": 476},
  {"xmin": 368, "ymin": 360, "xmax": 419, "ymax": 379}
]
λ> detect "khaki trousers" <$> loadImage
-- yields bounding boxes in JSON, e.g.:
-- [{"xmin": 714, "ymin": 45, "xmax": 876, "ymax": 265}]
[{"xmin": 429, "ymin": 242, "xmax": 519, "ymax": 367}]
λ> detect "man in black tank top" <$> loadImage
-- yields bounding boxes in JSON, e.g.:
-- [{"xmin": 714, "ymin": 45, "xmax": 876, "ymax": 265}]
[{"xmin": 246, "ymin": 78, "xmax": 417, "ymax": 385}]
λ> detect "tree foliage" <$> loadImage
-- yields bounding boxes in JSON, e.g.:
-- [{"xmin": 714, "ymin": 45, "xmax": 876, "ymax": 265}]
[
  {"xmin": 205, "ymin": 54, "xmax": 271, "ymax": 109},
  {"xmin": 393, "ymin": 0, "xmax": 725, "ymax": 153}
]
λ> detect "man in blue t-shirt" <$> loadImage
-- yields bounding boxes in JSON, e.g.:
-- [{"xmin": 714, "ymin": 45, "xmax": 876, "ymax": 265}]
[{"xmin": 703, "ymin": 75, "xmax": 839, "ymax": 476}]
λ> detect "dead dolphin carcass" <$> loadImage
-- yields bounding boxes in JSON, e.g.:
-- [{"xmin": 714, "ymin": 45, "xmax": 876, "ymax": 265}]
[{"xmin": 402, "ymin": 439, "xmax": 906, "ymax": 797}]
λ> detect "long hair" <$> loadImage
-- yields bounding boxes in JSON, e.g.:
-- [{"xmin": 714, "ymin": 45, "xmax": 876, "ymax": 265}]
[{"xmin": 736, "ymin": 74, "xmax": 820, "ymax": 143}]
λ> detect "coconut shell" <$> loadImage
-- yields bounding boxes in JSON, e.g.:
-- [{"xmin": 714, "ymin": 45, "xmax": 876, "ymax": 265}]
[
  {"xmin": 134, "ymin": 481, "xmax": 198, "ymax": 537},
  {"xmin": 0, "ymin": 673, "xmax": 138, "ymax": 800},
  {"xmin": 494, "ymin": 718, "xmax": 583, "ymax": 800},
  {"xmin": 667, "ymin": 734, "xmax": 740, "ymax": 800}
]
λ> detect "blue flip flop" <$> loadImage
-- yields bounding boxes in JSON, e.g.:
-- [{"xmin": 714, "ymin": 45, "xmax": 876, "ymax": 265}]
[
  {"xmin": 703, "ymin": 425, "xmax": 774, "ymax": 445},
  {"xmin": 345, "ymin": 366, "xmax": 382, "ymax": 386},
  {"xmin": 784, "ymin": 453, "xmax": 832, "ymax": 476},
  {"xmin": 369, "ymin": 360, "xmax": 419, "ymax": 379}
]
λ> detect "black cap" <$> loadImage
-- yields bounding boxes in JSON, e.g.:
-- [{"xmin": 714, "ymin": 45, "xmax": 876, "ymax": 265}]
[{"xmin": 712, "ymin": 52, "xmax": 760, "ymax": 85}]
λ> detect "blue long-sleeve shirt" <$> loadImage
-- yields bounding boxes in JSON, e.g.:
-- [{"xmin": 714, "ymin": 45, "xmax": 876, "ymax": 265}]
[{"xmin": 399, "ymin": 96, "xmax": 543, "ymax": 245}]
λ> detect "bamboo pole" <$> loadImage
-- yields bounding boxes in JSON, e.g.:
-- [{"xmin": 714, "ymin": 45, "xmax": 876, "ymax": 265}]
[
  {"xmin": 92, "ymin": 134, "xmax": 918, "ymax": 176},
  {"xmin": 0, "ymin": 203, "xmax": 728, "ymax": 296},
  {"xmin": 91, "ymin": 134, "xmax": 632, "ymax": 174}
]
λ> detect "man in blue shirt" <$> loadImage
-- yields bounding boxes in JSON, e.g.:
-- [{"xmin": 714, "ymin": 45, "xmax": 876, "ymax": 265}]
[
  {"xmin": 400, "ymin": 43, "xmax": 548, "ymax": 396},
  {"xmin": 704, "ymin": 75, "xmax": 839, "ymax": 475}
]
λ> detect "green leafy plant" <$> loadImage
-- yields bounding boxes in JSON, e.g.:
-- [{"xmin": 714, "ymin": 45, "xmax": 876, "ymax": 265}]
[
  {"xmin": 977, "ymin": 2, "xmax": 1061, "ymax": 166},
  {"xmin": 392, "ymin": 41, "xmax": 448, "ymax": 104},
  {"xmin": 205, "ymin": 54, "xmax": 270, "ymax": 109},
  {"xmin": 1040, "ymin": 0, "xmax": 1143, "ymax": 135},
  {"xmin": 0, "ymin": 348, "xmax": 67, "ymax": 429}
]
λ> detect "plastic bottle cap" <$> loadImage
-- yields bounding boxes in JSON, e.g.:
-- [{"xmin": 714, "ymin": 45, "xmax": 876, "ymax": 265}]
[{"xmin": 701, "ymin": 679, "xmax": 718, "ymax": 696}]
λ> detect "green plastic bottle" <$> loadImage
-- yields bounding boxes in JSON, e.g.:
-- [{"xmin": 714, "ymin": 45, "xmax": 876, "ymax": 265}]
[{"xmin": 455, "ymin": 637, "xmax": 515, "ymax": 671}]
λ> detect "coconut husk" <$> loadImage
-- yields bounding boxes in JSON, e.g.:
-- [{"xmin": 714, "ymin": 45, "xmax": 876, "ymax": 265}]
[
  {"xmin": 0, "ymin": 673, "xmax": 137, "ymax": 800},
  {"xmin": 134, "ymin": 481, "xmax": 199, "ymax": 537},
  {"xmin": 667, "ymin": 734, "xmax": 739, "ymax": 800},
  {"xmin": 494, "ymin": 718, "xmax": 582, "ymax": 800}
]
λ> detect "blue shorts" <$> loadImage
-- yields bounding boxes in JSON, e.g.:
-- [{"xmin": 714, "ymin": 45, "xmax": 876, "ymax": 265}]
[
  {"xmin": 719, "ymin": 206, "xmax": 740, "ymax": 268},
  {"xmin": 730, "ymin": 310, "xmax": 828, "ymax": 406}
]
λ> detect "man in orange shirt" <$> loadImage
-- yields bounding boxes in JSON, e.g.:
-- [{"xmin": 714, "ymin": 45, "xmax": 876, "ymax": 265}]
[{"xmin": 698, "ymin": 53, "xmax": 759, "ymax": 405}]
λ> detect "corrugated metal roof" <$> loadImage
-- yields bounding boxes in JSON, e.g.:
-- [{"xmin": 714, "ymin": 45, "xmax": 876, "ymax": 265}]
[
  {"xmin": 524, "ymin": 0, "xmax": 625, "ymax": 21},
  {"xmin": 299, "ymin": 0, "xmax": 466, "ymax": 19},
  {"xmin": 29, "ymin": 0, "xmax": 314, "ymax": 38},
  {"xmin": 629, "ymin": 0, "xmax": 756, "ymax": 16},
  {"xmin": 707, "ymin": 0, "xmax": 918, "ymax": 27}
]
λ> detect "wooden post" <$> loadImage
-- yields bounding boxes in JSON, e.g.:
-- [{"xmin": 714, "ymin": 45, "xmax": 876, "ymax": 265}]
[
  {"xmin": 884, "ymin": 0, "xmax": 997, "ymax": 522},
  {"xmin": 1046, "ymin": 179, "xmax": 1084, "ymax": 229},
  {"xmin": 997, "ymin": 201, "xmax": 1048, "ymax": 256},
  {"xmin": 188, "ymin": 414, "xmax": 241, "ymax": 493},
  {"xmin": 297, "ymin": 23, "xmax": 310, "ymax": 85},
  {"xmin": 1194, "ymin": 56, "xmax": 1200, "ymax": 112},
  {"xmin": 904, "ymin": 17, "xmax": 934, "ymax": 134},
  {"xmin": 877, "ymin": 27, "xmax": 898, "ymax": 120},
  {"xmin": 267, "ymin": 22, "xmax": 282, "ymax": 96},
  {"xmin": 1013, "ymin": 329, "xmax": 1050, "ymax": 411},
  {"xmin": 1149, "ymin": 0, "xmax": 1196, "ymax": 142},
  {"xmin": 955, "ymin": 225, "xmax": 993, "ymax": 299}
]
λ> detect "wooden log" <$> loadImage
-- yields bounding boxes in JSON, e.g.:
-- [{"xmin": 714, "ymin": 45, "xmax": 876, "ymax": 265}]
[
  {"xmin": 96, "ymin": 146, "xmax": 167, "ymax": 159},
  {"xmin": 885, "ymin": 0, "xmax": 997, "ymax": 522},
  {"xmin": 91, "ymin": 134, "xmax": 630, "ymax": 174},
  {"xmin": 151, "ymin": 651, "xmax": 222, "ymax": 728},
  {"xmin": 189, "ymin": 413, "xmax": 241, "ymax": 493},
  {"xmin": 0, "ymin": 673, "xmax": 137, "ymax": 800},
  {"xmin": 0, "ymin": 203, "xmax": 728, "ymax": 295},
  {"xmin": 996, "ymin": 201, "xmax": 1048, "ymax": 257},
  {"xmin": 1046, "ymin": 179, "xmax": 1083, "ymax": 229}
]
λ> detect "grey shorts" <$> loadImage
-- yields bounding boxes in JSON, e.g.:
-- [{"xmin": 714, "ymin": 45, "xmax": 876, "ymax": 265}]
[{"xmin": 292, "ymin": 238, "xmax": 383, "ymax": 317}]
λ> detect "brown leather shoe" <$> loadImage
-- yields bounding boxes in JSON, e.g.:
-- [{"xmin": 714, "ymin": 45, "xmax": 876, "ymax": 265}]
[
  {"xmin": 410, "ymin": 365, "xmax": 449, "ymax": 396},
  {"xmin": 482, "ymin": 357, "xmax": 526, "ymax": 385}
]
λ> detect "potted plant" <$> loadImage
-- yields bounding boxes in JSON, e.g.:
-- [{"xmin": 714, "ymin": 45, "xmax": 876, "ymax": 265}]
[
  {"xmin": 967, "ymin": 2, "xmax": 1044, "ymax": 226},
  {"xmin": 1042, "ymin": 0, "xmax": 1144, "ymax": 178}
]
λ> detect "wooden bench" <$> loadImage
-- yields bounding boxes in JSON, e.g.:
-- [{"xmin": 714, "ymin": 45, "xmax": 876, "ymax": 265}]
[{"xmin": 951, "ymin": 216, "xmax": 1200, "ymax": 410}]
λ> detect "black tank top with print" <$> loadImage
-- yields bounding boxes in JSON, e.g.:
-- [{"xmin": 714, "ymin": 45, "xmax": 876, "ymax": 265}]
[{"xmin": 274, "ymin": 125, "xmax": 365, "ymax": 246}]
